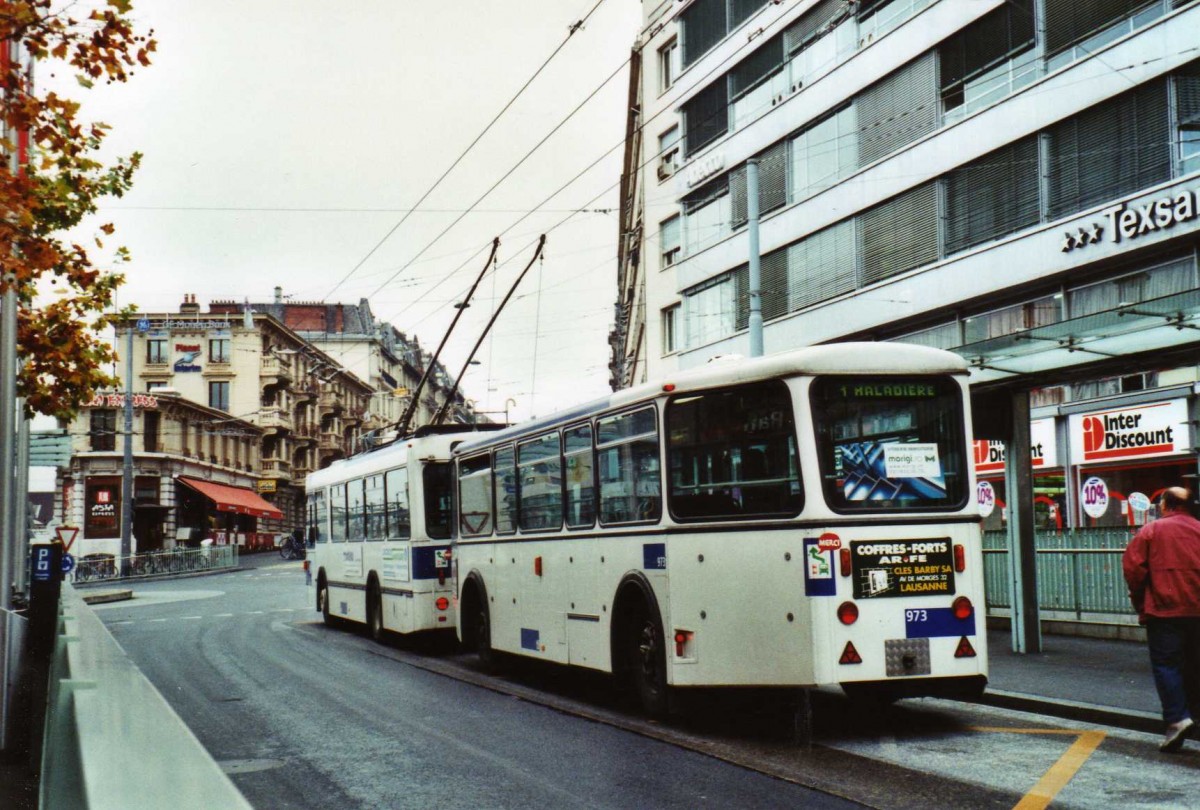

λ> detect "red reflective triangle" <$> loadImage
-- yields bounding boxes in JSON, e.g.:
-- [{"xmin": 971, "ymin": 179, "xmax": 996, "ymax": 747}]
[
  {"xmin": 839, "ymin": 641, "xmax": 863, "ymax": 665},
  {"xmin": 954, "ymin": 636, "xmax": 977, "ymax": 658}
]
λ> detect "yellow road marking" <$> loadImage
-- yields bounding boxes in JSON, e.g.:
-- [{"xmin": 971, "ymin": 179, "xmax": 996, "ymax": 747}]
[{"xmin": 969, "ymin": 727, "xmax": 1107, "ymax": 810}]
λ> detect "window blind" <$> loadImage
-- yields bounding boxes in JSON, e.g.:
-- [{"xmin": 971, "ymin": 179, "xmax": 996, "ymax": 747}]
[
  {"xmin": 784, "ymin": 0, "xmax": 843, "ymax": 53},
  {"xmin": 730, "ymin": 34, "xmax": 784, "ymax": 99},
  {"xmin": 938, "ymin": 0, "xmax": 1034, "ymax": 96},
  {"xmin": 1047, "ymin": 80, "xmax": 1170, "ymax": 220},
  {"xmin": 730, "ymin": 0, "xmax": 769, "ymax": 30},
  {"xmin": 730, "ymin": 140, "xmax": 788, "ymax": 226},
  {"xmin": 684, "ymin": 79, "xmax": 729, "ymax": 156},
  {"xmin": 860, "ymin": 183, "xmax": 939, "ymax": 285},
  {"xmin": 944, "ymin": 135, "xmax": 1039, "ymax": 255},
  {"xmin": 857, "ymin": 52, "xmax": 937, "ymax": 166},
  {"xmin": 1177, "ymin": 60, "xmax": 1200, "ymax": 126},
  {"xmin": 1044, "ymin": 0, "xmax": 1150, "ymax": 56},
  {"xmin": 787, "ymin": 219, "xmax": 857, "ymax": 310},
  {"xmin": 682, "ymin": 0, "xmax": 728, "ymax": 67}
]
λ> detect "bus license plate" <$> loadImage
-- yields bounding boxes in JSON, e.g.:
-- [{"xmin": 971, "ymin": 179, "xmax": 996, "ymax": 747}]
[{"xmin": 904, "ymin": 607, "xmax": 975, "ymax": 638}]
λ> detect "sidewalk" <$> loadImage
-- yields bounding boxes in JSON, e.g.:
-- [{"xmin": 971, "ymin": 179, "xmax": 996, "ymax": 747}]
[{"xmin": 981, "ymin": 628, "xmax": 1163, "ymax": 733}]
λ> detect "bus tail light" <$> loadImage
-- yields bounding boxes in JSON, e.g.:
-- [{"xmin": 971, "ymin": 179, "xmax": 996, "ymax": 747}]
[
  {"xmin": 839, "ymin": 548, "xmax": 851, "ymax": 576},
  {"xmin": 438, "ymin": 569, "xmax": 446, "ymax": 586},
  {"xmin": 674, "ymin": 629, "xmax": 693, "ymax": 658},
  {"xmin": 952, "ymin": 596, "xmax": 973, "ymax": 620},
  {"xmin": 839, "ymin": 641, "xmax": 862, "ymax": 665},
  {"xmin": 837, "ymin": 601, "xmax": 859, "ymax": 625},
  {"xmin": 534, "ymin": 556, "xmax": 543, "ymax": 577},
  {"xmin": 954, "ymin": 636, "xmax": 977, "ymax": 658},
  {"xmin": 435, "ymin": 597, "xmax": 449, "ymax": 611},
  {"xmin": 953, "ymin": 544, "xmax": 966, "ymax": 573}
]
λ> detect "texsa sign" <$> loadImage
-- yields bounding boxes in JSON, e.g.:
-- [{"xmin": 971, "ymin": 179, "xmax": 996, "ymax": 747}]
[{"xmin": 1069, "ymin": 400, "xmax": 1189, "ymax": 465}]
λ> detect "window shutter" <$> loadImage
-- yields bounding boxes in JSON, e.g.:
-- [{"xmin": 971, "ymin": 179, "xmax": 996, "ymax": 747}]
[
  {"xmin": 860, "ymin": 183, "xmax": 939, "ymax": 285},
  {"xmin": 730, "ymin": 34, "xmax": 783, "ymax": 99},
  {"xmin": 857, "ymin": 52, "xmax": 937, "ymax": 166},
  {"xmin": 682, "ymin": 0, "xmax": 728, "ymax": 68},
  {"xmin": 684, "ymin": 80, "xmax": 729, "ymax": 156},
  {"xmin": 788, "ymin": 219, "xmax": 857, "ymax": 310},
  {"xmin": 760, "ymin": 246, "xmax": 790, "ymax": 320},
  {"xmin": 729, "ymin": 139, "xmax": 787, "ymax": 228},
  {"xmin": 1044, "ymin": 0, "xmax": 1147, "ymax": 56},
  {"xmin": 684, "ymin": 174, "xmax": 730, "ymax": 214},
  {"xmin": 1047, "ymin": 80, "xmax": 1170, "ymax": 220},
  {"xmin": 1177, "ymin": 60, "xmax": 1200, "ymax": 126},
  {"xmin": 730, "ymin": 0, "xmax": 769, "ymax": 30},
  {"xmin": 784, "ymin": 0, "xmax": 842, "ymax": 53},
  {"xmin": 938, "ymin": 0, "xmax": 1034, "ymax": 95},
  {"xmin": 945, "ymin": 136, "xmax": 1039, "ymax": 254}
]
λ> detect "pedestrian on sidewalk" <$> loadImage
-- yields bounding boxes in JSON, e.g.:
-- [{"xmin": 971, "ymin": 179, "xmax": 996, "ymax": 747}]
[{"xmin": 1123, "ymin": 485, "xmax": 1200, "ymax": 753}]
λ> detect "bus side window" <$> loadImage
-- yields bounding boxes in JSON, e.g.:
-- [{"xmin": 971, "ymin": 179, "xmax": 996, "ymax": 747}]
[
  {"xmin": 365, "ymin": 474, "xmax": 387, "ymax": 540},
  {"xmin": 597, "ymin": 407, "xmax": 661, "ymax": 525},
  {"xmin": 518, "ymin": 431, "xmax": 563, "ymax": 532},
  {"xmin": 330, "ymin": 484, "xmax": 347, "ymax": 542},
  {"xmin": 386, "ymin": 467, "xmax": 411, "ymax": 540},
  {"xmin": 494, "ymin": 446, "xmax": 517, "ymax": 534},
  {"xmin": 458, "ymin": 454, "xmax": 493, "ymax": 537},
  {"xmin": 564, "ymin": 423, "xmax": 595, "ymax": 529},
  {"xmin": 347, "ymin": 478, "xmax": 366, "ymax": 541}
]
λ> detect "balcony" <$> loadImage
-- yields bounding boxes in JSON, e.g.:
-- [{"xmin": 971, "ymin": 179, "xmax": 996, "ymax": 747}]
[
  {"xmin": 293, "ymin": 382, "xmax": 318, "ymax": 403},
  {"xmin": 318, "ymin": 391, "xmax": 344, "ymax": 414},
  {"xmin": 260, "ymin": 457, "xmax": 292, "ymax": 480},
  {"xmin": 259, "ymin": 406, "xmax": 293, "ymax": 435},
  {"xmin": 318, "ymin": 431, "xmax": 342, "ymax": 452},
  {"xmin": 343, "ymin": 409, "xmax": 364, "ymax": 427},
  {"xmin": 260, "ymin": 355, "xmax": 294, "ymax": 385}
]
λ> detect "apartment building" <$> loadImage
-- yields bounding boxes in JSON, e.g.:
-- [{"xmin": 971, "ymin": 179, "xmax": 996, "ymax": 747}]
[{"xmin": 614, "ymin": 0, "xmax": 1200, "ymax": 529}]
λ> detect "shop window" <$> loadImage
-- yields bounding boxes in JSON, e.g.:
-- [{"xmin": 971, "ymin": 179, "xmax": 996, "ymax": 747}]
[
  {"xmin": 146, "ymin": 339, "xmax": 168, "ymax": 364},
  {"xmin": 209, "ymin": 381, "xmax": 230, "ymax": 412},
  {"xmin": 143, "ymin": 410, "xmax": 160, "ymax": 453},
  {"xmin": 661, "ymin": 304, "xmax": 680, "ymax": 355},
  {"xmin": 209, "ymin": 338, "xmax": 231, "ymax": 364},
  {"xmin": 658, "ymin": 38, "xmax": 678, "ymax": 94},
  {"xmin": 963, "ymin": 295, "xmax": 1062, "ymax": 344},
  {"xmin": 891, "ymin": 321, "xmax": 961, "ymax": 351},
  {"xmin": 1067, "ymin": 257, "xmax": 1196, "ymax": 317},
  {"xmin": 90, "ymin": 409, "xmax": 116, "ymax": 452}
]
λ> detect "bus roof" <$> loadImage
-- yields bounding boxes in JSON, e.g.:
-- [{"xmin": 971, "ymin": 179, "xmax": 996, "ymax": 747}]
[
  {"xmin": 305, "ymin": 428, "xmax": 488, "ymax": 489},
  {"xmin": 454, "ymin": 342, "xmax": 967, "ymax": 455}
]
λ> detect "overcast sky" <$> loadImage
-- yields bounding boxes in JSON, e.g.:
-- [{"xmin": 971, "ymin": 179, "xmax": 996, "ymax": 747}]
[{"xmin": 53, "ymin": 0, "xmax": 644, "ymax": 423}]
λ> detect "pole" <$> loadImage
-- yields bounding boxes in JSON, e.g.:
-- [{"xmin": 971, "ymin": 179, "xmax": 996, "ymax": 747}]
[
  {"xmin": 746, "ymin": 159, "xmax": 763, "ymax": 358},
  {"xmin": 12, "ymin": 399, "xmax": 28, "ymax": 595},
  {"xmin": 120, "ymin": 325, "xmax": 133, "ymax": 565},
  {"xmin": 0, "ymin": 281, "xmax": 14, "ymax": 610}
]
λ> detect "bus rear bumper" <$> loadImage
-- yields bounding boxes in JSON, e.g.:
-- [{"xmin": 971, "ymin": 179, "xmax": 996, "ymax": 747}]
[{"xmin": 841, "ymin": 674, "xmax": 988, "ymax": 703}]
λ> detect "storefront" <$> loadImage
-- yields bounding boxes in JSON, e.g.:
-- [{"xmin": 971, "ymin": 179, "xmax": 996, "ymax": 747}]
[
  {"xmin": 974, "ymin": 397, "xmax": 1195, "ymax": 531},
  {"xmin": 175, "ymin": 476, "xmax": 284, "ymax": 548}
]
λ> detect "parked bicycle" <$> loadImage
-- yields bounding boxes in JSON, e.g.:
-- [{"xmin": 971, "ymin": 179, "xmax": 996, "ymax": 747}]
[{"xmin": 279, "ymin": 534, "xmax": 306, "ymax": 561}]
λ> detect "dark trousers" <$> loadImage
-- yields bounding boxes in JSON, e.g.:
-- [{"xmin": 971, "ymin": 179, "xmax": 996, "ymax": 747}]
[{"xmin": 1145, "ymin": 617, "xmax": 1200, "ymax": 724}]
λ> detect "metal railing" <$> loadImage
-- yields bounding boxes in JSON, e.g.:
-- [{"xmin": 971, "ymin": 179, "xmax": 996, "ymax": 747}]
[
  {"xmin": 71, "ymin": 546, "xmax": 238, "ymax": 584},
  {"xmin": 982, "ymin": 529, "xmax": 1135, "ymax": 618}
]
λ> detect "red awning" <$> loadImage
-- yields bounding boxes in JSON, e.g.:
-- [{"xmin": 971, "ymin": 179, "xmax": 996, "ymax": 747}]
[{"xmin": 176, "ymin": 477, "xmax": 283, "ymax": 519}]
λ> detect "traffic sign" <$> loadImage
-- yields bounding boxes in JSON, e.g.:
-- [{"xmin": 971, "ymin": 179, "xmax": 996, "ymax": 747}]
[
  {"xmin": 61, "ymin": 553, "xmax": 75, "ymax": 574},
  {"xmin": 55, "ymin": 525, "xmax": 79, "ymax": 551}
]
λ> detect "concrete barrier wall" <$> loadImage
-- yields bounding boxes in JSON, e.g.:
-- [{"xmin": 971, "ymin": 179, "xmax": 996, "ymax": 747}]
[{"xmin": 40, "ymin": 585, "xmax": 251, "ymax": 810}]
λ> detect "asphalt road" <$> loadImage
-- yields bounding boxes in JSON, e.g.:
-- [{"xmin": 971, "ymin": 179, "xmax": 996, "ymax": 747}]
[
  {"xmin": 95, "ymin": 556, "xmax": 865, "ymax": 810},
  {"xmin": 92, "ymin": 555, "xmax": 1200, "ymax": 810}
]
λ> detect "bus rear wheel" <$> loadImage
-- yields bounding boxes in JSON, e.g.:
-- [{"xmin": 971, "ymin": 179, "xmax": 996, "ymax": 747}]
[
  {"xmin": 474, "ymin": 601, "xmax": 497, "ymax": 672},
  {"xmin": 628, "ymin": 609, "xmax": 668, "ymax": 717},
  {"xmin": 368, "ymin": 584, "xmax": 385, "ymax": 642},
  {"xmin": 318, "ymin": 578, "xmax": 334, "ymax": 627}
]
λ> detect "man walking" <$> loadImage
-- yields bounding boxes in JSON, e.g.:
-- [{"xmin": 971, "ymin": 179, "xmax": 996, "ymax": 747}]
[{"xmin": 1123, "ymin": 486, "xmax": 1200, "ymax": 752}]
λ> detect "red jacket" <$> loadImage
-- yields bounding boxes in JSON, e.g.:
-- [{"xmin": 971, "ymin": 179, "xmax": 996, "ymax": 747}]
[{"xmin": 1123, "ymin": 511, "xmax": 1200, "ymax": 622}]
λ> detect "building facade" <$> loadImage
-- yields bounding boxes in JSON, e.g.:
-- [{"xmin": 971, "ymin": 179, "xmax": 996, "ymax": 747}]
[
  {"xmin": 614, "ymin": 0, "xmax": 1200, "ymax": 530},
  {"xmin": 60, "ymin": 390, "xmax": 280, "ymax": 560},
  {"xmin": 210, "ymin": 290, "xmax": 478, "ymax": 434}
]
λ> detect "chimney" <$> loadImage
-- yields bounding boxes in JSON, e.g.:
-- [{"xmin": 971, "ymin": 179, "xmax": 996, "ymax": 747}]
[
  {"xmin": 180, "ymin": 293, "xmax": 200, "ymax": 314},
  {"xmin": 274, "ymin": 286, "xmax": 283, "ymax": 304}
]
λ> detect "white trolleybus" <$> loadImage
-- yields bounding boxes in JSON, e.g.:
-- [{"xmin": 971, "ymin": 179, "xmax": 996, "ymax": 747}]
[
  {"xmin": 452, "ymin": 343, "xmax": 987, "ymax": 713},
  {"xmin": 307, "ymin": 427, "xmax": 498, "ymax": 639}
]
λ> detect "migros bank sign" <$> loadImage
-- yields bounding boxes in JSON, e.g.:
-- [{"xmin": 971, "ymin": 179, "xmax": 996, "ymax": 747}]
[{"xmin": 1068, "ymin": 400, "xmax": 1189, "ymax": 465}]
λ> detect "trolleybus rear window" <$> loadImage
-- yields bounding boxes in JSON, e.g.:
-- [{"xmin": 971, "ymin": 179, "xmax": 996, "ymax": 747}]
[
  {"xmin": 811, "ymin": 376, "xmax": 968, "ymax": 512},
  {"xmin": 666, "ymin": 381, "xmax": 803, "ymax": 520}
]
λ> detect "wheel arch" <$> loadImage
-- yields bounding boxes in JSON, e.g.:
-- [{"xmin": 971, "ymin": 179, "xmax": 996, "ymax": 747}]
[
  {"xmin": 609, "ymin": 571, "xmax": 665, "ymax": 676},
  {"xmin": 458, "ymin": 570, "xmax": 488, "ymax": 647}
]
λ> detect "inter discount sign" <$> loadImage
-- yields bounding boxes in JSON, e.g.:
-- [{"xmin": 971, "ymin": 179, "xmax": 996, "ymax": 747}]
[{"xmin": 1069, "ymin": 399, "xmax": 1189, "ymax": 465}]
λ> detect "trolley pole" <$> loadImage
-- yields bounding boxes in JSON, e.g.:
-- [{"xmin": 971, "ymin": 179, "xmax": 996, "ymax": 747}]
[
  {"xmin": 120, "ymin": 325, "xmax": 134, "ymax": 566},
  {"xmin": 746, "ymin": 159, "xmax": 763, "ymax": 358}
]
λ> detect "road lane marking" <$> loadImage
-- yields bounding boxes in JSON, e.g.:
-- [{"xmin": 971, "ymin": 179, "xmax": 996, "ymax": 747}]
[
  {"xmin": 180, "ymin": 616, "xmax": 202, "ymax": 620},
  {"xmin": 213, "ymin": 613, "xmax": 234, "ymax": 618},
  {"xmin": 972, "ymin": 727, "xmax": 1106, "ymax": 810}
]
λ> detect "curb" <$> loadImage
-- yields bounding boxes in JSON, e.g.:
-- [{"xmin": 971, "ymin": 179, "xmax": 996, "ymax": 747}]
[
  {"xmin": 976, "ymin": 688, "xmax": 1161, "ymax": 735},
  {"xmin": 81, "ymin": 589, "xmax": 133, "ymax": 605}
]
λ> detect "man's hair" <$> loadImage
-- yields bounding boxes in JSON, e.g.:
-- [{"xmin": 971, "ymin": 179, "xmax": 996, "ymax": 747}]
[{"xmin": 1161, "ymin": 487, "xmax": 1192, "ymax": 511}]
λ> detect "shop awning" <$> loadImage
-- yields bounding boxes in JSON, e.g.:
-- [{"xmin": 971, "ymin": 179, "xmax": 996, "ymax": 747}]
[{"xmin": 176, "ymin": 477, "xmax": 283, "ymax": 519}]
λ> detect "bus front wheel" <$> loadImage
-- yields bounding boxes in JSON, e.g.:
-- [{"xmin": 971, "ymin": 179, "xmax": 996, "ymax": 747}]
[
  {"xmin": 627, "ymin": 609, "xmax": 668, "ymax": 717},
  {"xmin": 474, "ymin": 601, "xmax": 497, "ymax": 672},
  {"xmin": 318, "ymin": 577, "xmax": 334, "ymax": 627}
]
